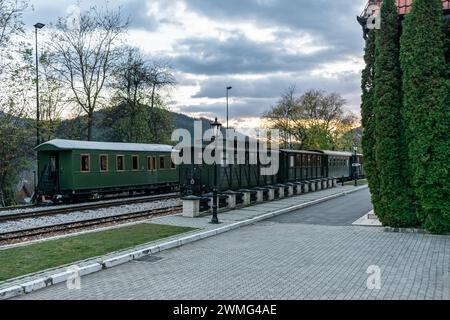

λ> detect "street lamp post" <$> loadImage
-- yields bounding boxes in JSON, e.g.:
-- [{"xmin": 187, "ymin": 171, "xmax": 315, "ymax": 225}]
[
  {"xmin": 226, "ymin": 86, "xmax": 232, "ymax": 130},
  {"xmin": 34, "ymin": 22, "xmax": 45, "ymax": 146},
  {"xmin": 210, "ymin": 117, "xmax": 222, "ymax": 224},
  {"xmin": 353, "ymin": 146, "xmax": 358, "ymax": 187}
]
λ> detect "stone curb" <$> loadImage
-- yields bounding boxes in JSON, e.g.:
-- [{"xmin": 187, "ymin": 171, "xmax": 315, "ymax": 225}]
[{"xmin": 0, "ymin": 185, "xmax": 368, "ymax": 300}]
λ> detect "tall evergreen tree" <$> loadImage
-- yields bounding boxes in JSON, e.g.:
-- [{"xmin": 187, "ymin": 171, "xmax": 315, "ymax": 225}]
[
  {"xmin": 444, "ymin": 19, "xmax": 450, "ymax": 67},
  {"xmin": 373, "ymin": 0, "xmax": 417, "ymax": 226},
  {"xmin": 400, "ymin": 0, "xmax": 450, "ymax": 233},
  {"xmin": 361, "ymin": 30, "xmax": 382, "ymax": 216}
]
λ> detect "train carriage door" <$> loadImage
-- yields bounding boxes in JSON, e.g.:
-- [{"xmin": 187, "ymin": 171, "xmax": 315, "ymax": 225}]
[{"xmin": 48, "ymin": 153, "xmax": 59, "ymax": 192}]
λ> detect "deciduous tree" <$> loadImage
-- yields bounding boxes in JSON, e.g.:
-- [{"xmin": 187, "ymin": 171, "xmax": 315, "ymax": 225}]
[
  {"xmin": 48, "ymin": 5, "xmax": 128, "ymax": 141},
  {"xmin": 0, "ymin": 0, "xmax": 33, "ymax": 206}
]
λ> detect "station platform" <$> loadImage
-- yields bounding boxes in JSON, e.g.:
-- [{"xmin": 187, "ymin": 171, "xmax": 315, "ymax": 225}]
[{"xmin": 0, "ymin": 184, "xmax": 367, "ymax": 299}]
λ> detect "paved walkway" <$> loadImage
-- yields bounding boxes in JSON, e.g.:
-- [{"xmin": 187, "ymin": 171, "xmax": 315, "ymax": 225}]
[
  {"xmin": 0, "ymin": 185, "xmax": 358, "ymax": 295},
  {"xmin": 16, "ymin": 187, "xmax": 450, "ymax": 300},
  {"xmin": 270, "ymin": 188, "xmax": 373, "ymax": 226}
]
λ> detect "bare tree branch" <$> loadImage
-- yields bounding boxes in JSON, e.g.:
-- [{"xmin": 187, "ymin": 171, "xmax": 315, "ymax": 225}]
[{"xmin": 47, "ymin": 5, "xmax": 128, "ymax": 140}]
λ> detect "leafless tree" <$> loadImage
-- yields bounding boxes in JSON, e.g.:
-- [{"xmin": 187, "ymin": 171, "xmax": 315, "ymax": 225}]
[
  {"xmin": 262, "ymin": 86, "xmax": 308, "ymax": 149},
  {"xmin": 112, "ymin": 47, "xmax": 150, "ymax": 106},
  {"xmin": 0, "ymin": 0, "xmax": 33, "ymax": 206},
  {"xmin": 0, "ymin": 0, "xmax": 27, "ymax": 54},
  {"xmin": 263, "ymin": 87, "xmax": 358, "ymax": 150},
  {"xmin": 106, "ymin": 47, "xmax": 176, "ymax": 143},
  {"xmin": 109, "ymin": 46, "xmax": 152, "ymax": 142},
  {"xmin": 0, "ymin": 0, "xmax": 28, "ymax": 106},
  {"xmin": 48, "ymin": 5, "xmax": 129, "ymax": 140},
  {"xmin": 148, "ymin": 60, "xmax": 176, "ymax": 109},
  {"xmin": 38, "ymin": 51, "xmax": 67, "ymax": 141}
]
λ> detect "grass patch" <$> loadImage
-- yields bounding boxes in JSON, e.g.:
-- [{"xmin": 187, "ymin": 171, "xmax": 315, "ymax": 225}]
[{"xmin": 0, "ymin": 223, "xmax": 196, "ymax": 282}]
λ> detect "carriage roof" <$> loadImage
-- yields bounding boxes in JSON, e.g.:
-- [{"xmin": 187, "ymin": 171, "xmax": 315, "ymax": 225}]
[
  {"xmin": 34, "ymin": 139, "xmax": 174, "ymax": 153},
  {"xmin": 311, "ymin": 150, "xmax": 353, "ymax": 157},
  {"xmin": 280, "ymin": 149, "xmax": 323, "ymax": 155}
]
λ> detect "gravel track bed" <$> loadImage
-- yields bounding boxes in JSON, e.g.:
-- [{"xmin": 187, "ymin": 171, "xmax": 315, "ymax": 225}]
[
  {"xmin": 0, "ymin": 199, "xmax": 181, "ymax": 234},
  {"xmin": 0, "ymin": 194, "xmax": 177, "ymax": 217}
]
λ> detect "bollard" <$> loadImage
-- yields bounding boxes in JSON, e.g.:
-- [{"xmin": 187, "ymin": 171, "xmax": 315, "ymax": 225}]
[
  {"xmin": 309, "ymin": 181, "xmax": 316, "ymax": 192},
  {"xmin": 287, "ymin": 185, "xmax": 294, "ymax": 197},
  {"xmin": 256, "ymin": 190, "xmax": 264, "ymax": 203},
  {"xmin": 238, "ymin": 190, "xmax": 252, "ymax": 206},
  {"xmin": 295, "ymin": 183, "xmax": 303, "ymax": 195},
  {"xmin": 333, "ymin": 177, "xmax": 338, "ymax": 187},
  {"xmin": 268, "ymin": 187, "xmax": 275, "ymax": 201},
  {"xmin": 302, "ymin": 182, "xmax": 309, "ymax": 193},
  {"xmin": 328, "ymin": 178, "xmax": 333, "ymax": 188},
  {"xmin": 322, "ymin": 179, "xmax": 328, "ymax": 189},
  {"xmin": 225, "ymin": 191, "xmax": 237, "ymax": 209},
  {"xmin": 243, "ymin": 192, "xmax": 251, "ymax": 206},
  {"xmin": 278, "ymin": 185, "xmax": 285, "ymax": 199},
  {"xmin": 316, "ymin": 180, "xmax": 322, "ymax": 191},
  {"xmin": 182, "ymin": 196, "xmax": 201, "ymax": 218}
]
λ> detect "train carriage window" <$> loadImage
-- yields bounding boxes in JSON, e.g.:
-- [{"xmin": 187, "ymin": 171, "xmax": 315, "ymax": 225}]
[
  {"xmin": 117, "ymin": 155, "xmax": 125, "ymax": 171},
  {"xmin": 80, "ymin": 154, "xmax": 90, "ymax": 172},
  {"xmin": 289, "ymin": 155, "xmax": 295, "ymax": 168},
  {"xmin": 159, "ymin": 156, "xmax": 166, "ymax": 170},
  {"xmin": 302, "ymin": 155, "xmax": 307, "ymax": 167},
  {"xmin": 99, "ymin": 155, "xmax": 109, "ymax": 172},
  {"xmin": 132, "ymin": 155, "xmax": 139, "ymax": 171},
  {"xmin": 318, "ymin": 157, "xmax": 321, "ymax": 167},
  {"xmin": 147, "ymin": 156, "xmax": 155, "ymax": 171}
]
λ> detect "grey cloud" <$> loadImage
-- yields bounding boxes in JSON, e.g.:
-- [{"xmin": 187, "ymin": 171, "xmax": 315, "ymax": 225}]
[
  {"xmin": 183, "ymin": 0, "xmax": 365, "ymax": 54},
  {"xmin": 192, "ymin": 73, "xmax": 360, "ymax": 99},
  {"xmin": 171, "ymin": 33, "xmax": 350, "ymax": 76},
  {"xmin": 25, "ymin": 0, "xmax": 156, "ymax": 31},
  {"xmin": 179, "ymin": 97, "xmax": 278, "ymax": 119}
]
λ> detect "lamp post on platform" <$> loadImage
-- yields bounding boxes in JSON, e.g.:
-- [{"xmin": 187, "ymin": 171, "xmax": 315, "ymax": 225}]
[
  {"xmin": 210, "ymin": 117, "xmax": 222, "ymax": 224},
  {"xmin": 226, "ymin": 86, "xmax": 232, "ymax": 130},
  {"xmin": 353, "ymin": 146, "xmax": 358, "ymax": 187},
  {"xmin": 34, "ymin": 22, "xmax": 45, "ymax": 146}
]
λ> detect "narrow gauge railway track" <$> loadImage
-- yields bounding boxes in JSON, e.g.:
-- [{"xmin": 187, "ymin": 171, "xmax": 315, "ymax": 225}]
[
  {"xmin": 0, "ymin": 205, "xmax": 34, "ymax": 212},
  {"xmin": 0, "ymin": 193, "xmax": 180, "ymax": 223},
  {"xmin": 0, "ymin": 205, "xmax": 183, "ymax": 243}
]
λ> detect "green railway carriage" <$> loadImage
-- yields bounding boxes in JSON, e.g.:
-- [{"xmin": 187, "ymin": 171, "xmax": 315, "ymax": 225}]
[
  {"xmin": 278, "ymin": 150, "xmax": 327, "ymax": 182},
  {"xmin": 35, "ymin": 139, "xmax": 178, "ymax": 202},
  {"xmin": 312, "ymin": 150, "xmax": 365, "ymax": 180},
  {"xmin": 178, "ymin": 144, "xmax": 279, "ymax": 196},
  {"xmin": 320, "ymin": 150, "xmax": 353, "ymax": 179}
]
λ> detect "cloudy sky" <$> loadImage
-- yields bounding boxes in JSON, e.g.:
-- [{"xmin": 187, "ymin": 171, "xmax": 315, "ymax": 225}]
[{"xmin": 23, "ymin": 0, "xmax": 367, "ymax": 128}]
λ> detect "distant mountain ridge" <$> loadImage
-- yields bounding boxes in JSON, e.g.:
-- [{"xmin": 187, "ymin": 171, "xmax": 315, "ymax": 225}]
[{"xmin": 55, "ymin": 110, "xmax": 214, "ymax": 143}]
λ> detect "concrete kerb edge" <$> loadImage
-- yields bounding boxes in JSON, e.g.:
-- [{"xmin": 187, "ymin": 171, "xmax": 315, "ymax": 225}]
[{"xmin": 1, "ymin": 185, "xmax": 368, "ymax": 300}]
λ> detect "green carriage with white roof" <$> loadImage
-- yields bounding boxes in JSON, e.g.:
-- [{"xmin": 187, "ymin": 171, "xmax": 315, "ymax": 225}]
[{"xmin": 34, "ymin": 139, "xmax": 178, "ymax": 202}]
